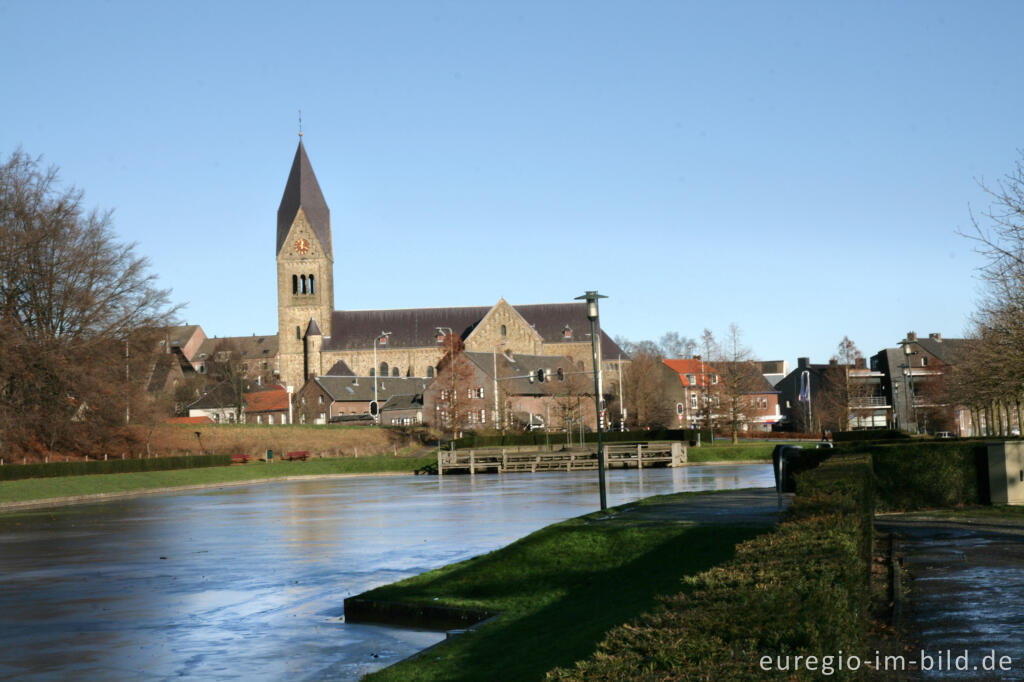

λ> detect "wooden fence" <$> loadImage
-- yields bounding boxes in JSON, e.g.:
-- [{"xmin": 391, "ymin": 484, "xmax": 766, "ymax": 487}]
[{"xmin": 437, "ymin": 442, "xmax": 686, "ymax": 475}]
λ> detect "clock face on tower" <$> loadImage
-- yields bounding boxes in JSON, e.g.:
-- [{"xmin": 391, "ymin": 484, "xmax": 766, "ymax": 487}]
[{"xmin": 294, "ymin": 238, "xmax": 310, "ymax": 255}]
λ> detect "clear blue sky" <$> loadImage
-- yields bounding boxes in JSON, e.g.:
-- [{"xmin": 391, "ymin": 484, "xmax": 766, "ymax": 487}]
[{"xmin": 3, "ymin": 1, "xmax": 1022, "ymax": 366}]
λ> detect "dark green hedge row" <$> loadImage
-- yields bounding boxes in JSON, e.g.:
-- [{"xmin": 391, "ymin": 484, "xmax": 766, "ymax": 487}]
[
  {"xmin": 0, "ymin": 454, "xmax": 232, "ymax": 482},
  {"xmin": 863, "ymin": 441, "xmax": 988, "ymax": 510},
  {"xmin": 452, "ymin": 428, "xmax": 711, "ymax": 449},
  {"xmin": 832, "ymin": 429, "xmax": 910, "ymax": 442},
  {"xmin": 550, "ymin": 455, "xmax": 875, "ymax": 680}
]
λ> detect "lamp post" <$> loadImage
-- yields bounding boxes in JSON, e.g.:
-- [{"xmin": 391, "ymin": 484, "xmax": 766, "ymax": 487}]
[
  {"xmin": 576, "ymin": 290, "xmax": 608, "ymax": 511},
  {"xmin": 493, "ymin": 342, "xmax": 505, "ymax": 431},
  {"xmin": 373, "ymin": 331, "xmax": 392, "ymax": 423}
]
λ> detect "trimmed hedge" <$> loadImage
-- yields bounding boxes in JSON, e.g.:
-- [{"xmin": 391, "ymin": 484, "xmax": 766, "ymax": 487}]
[
  {"xmin": 0, "ymin": 454, "xmax": 232, "ymax": 482},
  {"xmin": 548, "ymin": 455, "xmax": 874, "ymax": 680},
  {"xmin": 864, "ymin": 441, "xmax": 988, "ymax": 510},
  {"xmin": 452, "ymin": 428, "xmax": 711, "ymax": 449},
  {"xmin": 832, "ymin": 429, "xmax": 910, "ymax": 443}
]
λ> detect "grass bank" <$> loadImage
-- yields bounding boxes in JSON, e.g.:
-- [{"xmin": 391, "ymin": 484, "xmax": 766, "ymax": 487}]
[
  {"xmin": 551, "ymin": 455, "xmax": 875, "ymax": 680},
  {"xmin": 0, "ymin": 456, "xmax": 435, "ymax": 507},
  {"xmin": 687, "ymin": 442, "xmax": 774, "ymax": 462},
  {"xmin": 354, "ymin": 492, "xmax": 768, "ymax": 682}
]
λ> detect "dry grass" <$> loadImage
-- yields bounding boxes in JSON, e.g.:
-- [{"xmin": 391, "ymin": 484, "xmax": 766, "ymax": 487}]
[{"xmin": 131, "ymin": 424, "xmax": 427, "ymax": 459}]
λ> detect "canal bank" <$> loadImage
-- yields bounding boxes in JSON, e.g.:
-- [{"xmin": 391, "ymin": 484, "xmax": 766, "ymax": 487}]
[{"xmin": 0, "ymin": 464, "xmax": 775, "ymax": 680}]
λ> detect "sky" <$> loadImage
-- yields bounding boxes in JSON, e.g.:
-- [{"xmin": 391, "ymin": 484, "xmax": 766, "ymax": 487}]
[{"xmin": 2, "ymin": 1, "xmax": 1023, "ymax": 367}]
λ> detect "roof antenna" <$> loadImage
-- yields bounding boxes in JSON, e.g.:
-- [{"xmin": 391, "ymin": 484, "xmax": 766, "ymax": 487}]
[{"xmin": 298, "ymin": 109, "xmax": 303, "ymax": 138}]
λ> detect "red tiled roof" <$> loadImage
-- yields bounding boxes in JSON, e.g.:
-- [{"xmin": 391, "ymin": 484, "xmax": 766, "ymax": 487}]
[
  {"xmin": 165, "ymin": 416, "xmax": 214, "ymax": 424},
  {"xmin": 663, "ymin": 359, "xmax": 718, "ymax": 388},
  {"xmin": 244, "ymin": 388, "xmax": 290, "ymax": 413}
]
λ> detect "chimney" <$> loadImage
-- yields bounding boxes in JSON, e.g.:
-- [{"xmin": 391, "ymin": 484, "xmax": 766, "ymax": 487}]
[
  {"xmin": 906, "ymin": 331, "xmax": 917, "ymax": 342},
  {"xmin": 797, "ymin": 357, "xmax": 809, "ymax": 369},
  {"xmin": 928, "ymin": 332, "xmax": 942, "ymax": 341},
  {"xmin": 855, "ymin": 357, "xmax": 867, "ymax": 370}
]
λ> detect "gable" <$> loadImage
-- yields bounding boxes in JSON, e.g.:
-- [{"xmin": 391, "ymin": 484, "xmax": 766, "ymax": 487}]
[{"xmin": 465, "ymin": 299, "xmax": 543, "ymax": 354}]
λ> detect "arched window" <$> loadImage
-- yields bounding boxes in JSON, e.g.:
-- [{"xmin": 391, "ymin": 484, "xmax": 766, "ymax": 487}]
[
  {"xmin": 309, "ymin": 274, "xmax": 315, "ymax": 294},
  {"xmin": 392, "ymin": 367, "xmax": 399, "ymax": 377},
  {"xmin": 369, "ymin": 368, "xmax": 375, "ymax": 377},
  {"xmin": 426, "ymin": 366, "xmax": 434, "ymax": 378},
  {"xmin": 500, "ymin": 324, "xmax": 507, "ymax": 338},
  {"xmin": 292, "ymin": 274, "xmax": 298, "ymax": 295},
  {"xmin": 300, "ymin": 275, "xmax": 307, "ymax": 294},
  {"xmin": 380, "ymin": 361, "xmax": 389, "ymax": 376},
  {"xmin": 295, "ymin": 326, "xmax": 301, "ymax": 339}
]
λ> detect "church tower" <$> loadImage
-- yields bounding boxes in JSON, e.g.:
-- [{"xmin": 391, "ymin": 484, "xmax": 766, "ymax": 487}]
[{"xmin": 277, "ymin": 140, "xmax": 334, "ymax": 389}]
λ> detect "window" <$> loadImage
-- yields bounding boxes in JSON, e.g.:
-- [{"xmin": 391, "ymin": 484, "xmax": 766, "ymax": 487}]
[
  {"xmin": 308, "ymin": 274, "xmax": 315, "ymax": 294},
  {"xmin": 500, "ymin": 324, "xmax": 507, "ymax": 338},
  {"xmin": 242, "ymin": 363, "xmax": 248, "ymax": 372},
  {"xmin": 427, "ymin": 366, "xmax": 434, "ymax": 378},
  {"xmin": 686, "ymin": 374, "xmax": 696, "ymax": 386},
  {"xmin": 296, "ymin": 326, "xmax": 301, "ymax": 340},
  {"xmin": 563, "ymin": 326, "xmax": 572, "ymax": 339},
  {"xmin": 257, "ymin": 415, "xmax": 263, "ymax": 424},
  {"xmin": 318, "ymin": 395, "xmax": 324, "ymax": 405},
  {"xmin": 921, "ymin": 357, "xmax": 929, "ymax": 367},
  {"xmin": 711, "ymin": 375, "xmax": 719, "ymax": 384},
  {"xmin": 292, "ymin": 274, "xmax": 298, "ymax": 295},
  {"xmin": 440, "ymin": 389, "xmax": 450, "ymax": 400},
  {"xmin": 690, "ymin": 393, "xmax": 698, "ymax": 409},
  {"xmin": 369, "ymin": 368, "xmax": 375, "ymax": 377},
  {"xmin": 269, "ymin": 414, "xmax": 275, "ymax": 425},
  {"xmin": 380, "ymin": 362, "xmax": 389, "ymax": 376},
  {"xmin": 477, "ymin": 387, "xmax": 485, "ymax": 398},
  {"xmin": 480, "ymin": 409, "xmax": 487, "ymax": 423},
  {"xmin": 392, "ymin": 367, "xmax": 399, "ymax": 377},
  {"xmin": 300, "ymin": 274, "xmax": 307, "ymax": 294}
]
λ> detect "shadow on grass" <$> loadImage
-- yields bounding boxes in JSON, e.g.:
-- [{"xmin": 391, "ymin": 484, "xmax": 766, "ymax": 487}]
[{"xmin": 364, "ymin": 521, "xmax": 765, "ymax": 681}]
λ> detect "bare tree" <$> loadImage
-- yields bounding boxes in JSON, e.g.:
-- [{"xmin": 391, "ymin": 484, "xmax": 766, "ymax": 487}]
[
  {"xmin": 0, "ymin": 149, "xmax": 178, "ymax": 457},
  {"xmin": 709, "ymin": 324, "xmax": 762, "ymax": 443},
  {"xmin": 618, "ymin": 348, "xmax": 674, "ymax": 428}
]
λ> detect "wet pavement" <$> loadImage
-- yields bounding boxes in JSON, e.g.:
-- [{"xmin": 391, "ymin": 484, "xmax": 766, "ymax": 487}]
[
  {"xmin": 876, "ymin": 521, "xmax": 1024, "ymax": 680},
  {"xmin": 0, "ymin": 463, "xmax": 773, "ymax": 681}
]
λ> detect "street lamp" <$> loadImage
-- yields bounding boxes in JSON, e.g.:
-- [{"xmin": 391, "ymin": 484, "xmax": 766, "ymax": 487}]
[
  {"xmin": 576, "ymin": 290, "xmax": 608, "ymax": 511},
  {"xmin": 373, "ymin": 331, "xmax": 392, "ymax": 423},
  {"xmin": 436, "ymin": 327, "xmax": 454, "ymax": 432},
  {"xmin": 492, "ymin": 342, "xmax": 505, "ymax": 431}
]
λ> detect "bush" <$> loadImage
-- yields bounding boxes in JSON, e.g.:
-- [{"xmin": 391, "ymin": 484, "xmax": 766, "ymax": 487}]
[
  {"xmin": 549, "ymin": 455, "xmax": 874, "ymax": 680},
  {"xmin": 0, "ymin": 454, "xmax": 232, "ymax": 482},
  {"xmin": 832, "ymin": 429, "xmax": 910, "ymax": 443},
  {"xmin": 865, "ymin": 441, "xmax": 987, "ymax": 510}
]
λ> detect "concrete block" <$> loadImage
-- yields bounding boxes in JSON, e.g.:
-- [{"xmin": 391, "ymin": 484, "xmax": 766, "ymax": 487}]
[{"xmin": 987, "ymin": 441, "xmax": 1024, "ymax": 505}]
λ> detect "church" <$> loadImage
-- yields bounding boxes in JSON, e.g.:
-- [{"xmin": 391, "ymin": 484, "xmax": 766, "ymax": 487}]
[{"xmin": 274, "ymin": 139, "xmax": 625, "ymax": 392}]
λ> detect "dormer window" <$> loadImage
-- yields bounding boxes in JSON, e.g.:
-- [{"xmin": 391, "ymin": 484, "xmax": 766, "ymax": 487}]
[
  {"xmin": 436, "ymin": 333, "xmax": 446, "ymax": 344},
  {"xmin": 563, "ymin": 326, "xmax": 572, "ymax": 339},
  {"xmin": 379, "ymin": 335, "xmax": 388, "ymax": 346}
]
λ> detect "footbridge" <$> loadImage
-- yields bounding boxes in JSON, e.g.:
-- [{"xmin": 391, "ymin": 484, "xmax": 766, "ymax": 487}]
[{"xmin": 437, "ymin": 442, "xmax": 687, "ymax": 475}]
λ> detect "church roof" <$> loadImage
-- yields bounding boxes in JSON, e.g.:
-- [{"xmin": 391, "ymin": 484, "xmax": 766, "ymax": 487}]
[
  {"xmin": 322, "ymin": 302, "xmax": 626, "ymax": 357},
  {"xmin": 277, "ymin": 141, "xmax": 331, "ymax": 257}
]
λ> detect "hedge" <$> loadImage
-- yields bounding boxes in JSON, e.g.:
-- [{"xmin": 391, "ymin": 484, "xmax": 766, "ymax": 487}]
[
  {"xmin": 832, "ymin": 429, "xmax": 910, "ymax": 443},
  {"xmin": 864, "ymin": 441, "xmax": 988, "ymax": 510},
  {"xmin": 0, "ymin": 454, "xmax": 232, "ymax": 482},
  {"xmin": 549, "ymin": 455, "xmax": 874, "ymax": 680}
]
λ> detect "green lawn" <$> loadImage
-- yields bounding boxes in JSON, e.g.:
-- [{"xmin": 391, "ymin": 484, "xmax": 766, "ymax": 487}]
[
  {"xmin": 359, "ymin": 496, "xmax": 766, "ymax": 681},
  {"xmin": 0, "ymin": 456, "xmax": 436, "ymax": 505},
  {"xmin": 687, "ymin": 442, "xmax": 775, "ymax": 462}
]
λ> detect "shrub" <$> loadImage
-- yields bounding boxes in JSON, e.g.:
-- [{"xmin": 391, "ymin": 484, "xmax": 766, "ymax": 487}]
[
  {"xmin": 549, "ymin": 455, "xmax": 874, "ymax": 680},
  {"xmin": 0, "ymin": 454, "xmax": 232, "ymax": 482},
  {"xmin": 865, "ymin": 441, "xmax": 987, "ymax": 510}
]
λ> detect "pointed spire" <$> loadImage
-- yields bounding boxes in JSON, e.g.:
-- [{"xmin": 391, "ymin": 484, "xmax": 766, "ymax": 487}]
[
  {"xmin": 277, "ymin": 140, "xmax": 331, "ymax": 257},
  {"xmin": 305, "ymin": 317, "xmax": 322, "ymax": 337}
]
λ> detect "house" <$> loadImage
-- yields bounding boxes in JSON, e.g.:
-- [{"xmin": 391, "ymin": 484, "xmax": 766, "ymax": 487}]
[
  {"xmin": 662, "ymin": 358, "xmax": 720, "ymax": 428},
  {"xmin": 186, "ymin": 381, "xmax": 244, "ymax": 423},
  {"xmin": 423, "ymin": 350, "xmax": 601, "ymax": 432},
  {"xmin": 242, "ymin": 384, "xmax": 292, "ymax": 424},
  {"xmin": 295, "ymin": 375, "xmax": 431, "ymax": 424},
  {"xmin": 777, "ymin": 356, "xmax": 889, "ymax": 432}
]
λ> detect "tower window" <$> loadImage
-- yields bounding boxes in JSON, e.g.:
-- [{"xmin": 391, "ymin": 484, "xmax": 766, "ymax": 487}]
[
  {"xmin": 300, "ymin": 275, "xmax": 307, "ymax": 294},
  {"xmin": 296, "ymin": 326, "xmax": 301, "ymax": 340},
  {"xmin": 292, "ymin": 274, "xmax": 298, "ymax": 295},
  {"xmin": 427, "ymin": 366, "xmax": 434, "ymax": 378},
  {"xmin": 309, "ymin": 274, "xmax": 315, "ymax": 294}
]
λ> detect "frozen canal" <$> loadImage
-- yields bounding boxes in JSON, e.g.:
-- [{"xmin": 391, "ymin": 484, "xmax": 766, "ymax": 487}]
[{"xmin": 0, "ymin": 462, "xmax": 773, "ymax": 681}]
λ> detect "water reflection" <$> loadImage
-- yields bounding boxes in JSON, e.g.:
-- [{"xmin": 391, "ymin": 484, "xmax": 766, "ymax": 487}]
[{"xmin": 0, "ymin": 463, "xmax": 772, "ymax": 680}]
